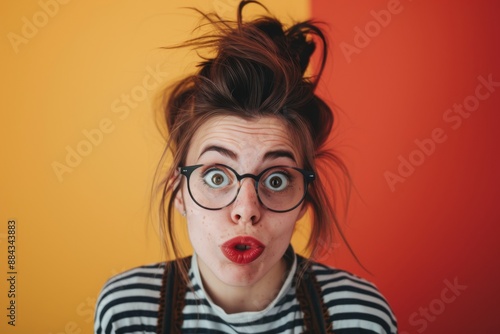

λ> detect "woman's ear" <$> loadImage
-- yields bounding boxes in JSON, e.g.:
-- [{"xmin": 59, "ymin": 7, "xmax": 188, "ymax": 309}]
[
  {"xmin": 174, "ymin": 189, "xmax": 185, "ymax": 215},
  {"xmin": 172, "ymin": 171, "xmax": 186, "ymax": 215}
]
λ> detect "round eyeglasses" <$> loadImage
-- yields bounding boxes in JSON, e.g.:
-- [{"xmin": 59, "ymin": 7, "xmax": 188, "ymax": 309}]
[{"xmin": 179, "ymin": 164, "xmax": 315, "ymax": 213}]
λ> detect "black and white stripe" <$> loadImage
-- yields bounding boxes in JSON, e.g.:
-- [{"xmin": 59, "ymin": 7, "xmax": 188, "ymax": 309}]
[{"xmin": 94, "ymin": 256, "xmax": 397, "ymax": 333}]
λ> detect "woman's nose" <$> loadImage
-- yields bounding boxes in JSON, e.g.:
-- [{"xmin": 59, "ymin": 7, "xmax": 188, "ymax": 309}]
[{"xmin": 230, "ymin": 178, "xmax": 261, "ymax": 225}]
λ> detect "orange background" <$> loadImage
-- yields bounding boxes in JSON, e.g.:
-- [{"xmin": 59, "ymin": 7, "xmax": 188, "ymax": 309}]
[
  {"xmin": 0, "ymin": 1, "xmax": 310, "ymax": 333},
  {"xmin": 1, "ymin": 0, "xmax": 499, "ymax": 333}
]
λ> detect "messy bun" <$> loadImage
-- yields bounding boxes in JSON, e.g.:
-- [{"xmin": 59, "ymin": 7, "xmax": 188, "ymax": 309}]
[{"xmin": 154, "ymin": 0, "xmax": 355, "ymax": 280}]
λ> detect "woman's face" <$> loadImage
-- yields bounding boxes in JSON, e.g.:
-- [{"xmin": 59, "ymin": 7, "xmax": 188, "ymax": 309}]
[{"xmin": 175, "ymin": 115, "xmax": 307, "ymax": 288}]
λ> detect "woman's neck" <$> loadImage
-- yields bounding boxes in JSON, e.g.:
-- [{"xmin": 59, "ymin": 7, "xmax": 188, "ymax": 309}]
[{"xmin": 197, "ymin": 257, "xmax": 290, "ymax": 314}]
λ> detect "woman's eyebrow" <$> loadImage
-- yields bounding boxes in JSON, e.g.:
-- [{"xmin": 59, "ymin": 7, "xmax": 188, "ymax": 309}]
[
  {"xmin": 263, "ymin": 150, "xmax": 297, "ymax": 163},
  {"xmin": 199, "ymin": 146, "xmax": 296, "ymax": 162},
  {"xmin": 198, "ymin": 145, "xmax": 238, "ymax": 160}
]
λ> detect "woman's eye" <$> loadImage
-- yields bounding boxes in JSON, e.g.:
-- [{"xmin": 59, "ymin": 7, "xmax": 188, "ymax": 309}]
[
  {"xmin": 203, "ymin": 169, "xmax": 230, "ymax": 188},
  {"xmin": 264, "ymin": 172, "xmax": 289, "ymax": 191}
]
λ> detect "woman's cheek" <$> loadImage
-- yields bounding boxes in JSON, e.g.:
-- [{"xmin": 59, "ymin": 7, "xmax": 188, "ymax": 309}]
[
  {"xmin": 188, "ymin": 213, "xmax": 219, "ymax": 254},
  {"xmin": 187, "ymin": 216, "xmax": 203, "ymax": 249},
  {"xmin": 269, "ymin": 215, "xmax": 296, "ymax": 237}
]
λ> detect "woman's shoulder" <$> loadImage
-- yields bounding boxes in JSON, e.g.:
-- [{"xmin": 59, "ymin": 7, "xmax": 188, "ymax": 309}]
[
  {"xmin": 307, "ymin": 259, "xmax": 398, "ymax": 334},
  {"xmin": 103, "ymin": 262, "xmax": 165, "ymax": 285},
  {"xmin": 94, "ymin": 262, "xmax": 166, "ymax": 334},
  {"xmin": 309, "ymin": 260, "xmax": 382, "ymax": 293}
]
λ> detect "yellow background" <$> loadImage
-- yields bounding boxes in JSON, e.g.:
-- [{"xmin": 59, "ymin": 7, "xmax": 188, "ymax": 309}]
[{"xmin": 0, "ymin": 1, "xmax": 309, "ymax": 333}]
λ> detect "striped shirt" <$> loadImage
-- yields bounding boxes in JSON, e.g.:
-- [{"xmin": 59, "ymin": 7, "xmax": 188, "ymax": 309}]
[{"xmin": 95, "ymin": 253, "xmax": 397, "ymax": 333}]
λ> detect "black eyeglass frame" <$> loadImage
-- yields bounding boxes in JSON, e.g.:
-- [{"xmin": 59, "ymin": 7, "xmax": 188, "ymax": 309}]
[{"xmin": 179, "ymin": 164, "xmax": 316, "ymax": 213}]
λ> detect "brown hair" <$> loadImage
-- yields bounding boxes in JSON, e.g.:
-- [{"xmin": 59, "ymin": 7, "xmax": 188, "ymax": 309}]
[{"xmin": 153, "ymin": 0, "xmax": 356, "ymax": 281}]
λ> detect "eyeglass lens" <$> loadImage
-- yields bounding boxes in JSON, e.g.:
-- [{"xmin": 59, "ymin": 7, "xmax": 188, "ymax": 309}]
[{"xmin": 187, "ymin": 165, "xmax": 307, "ymax": 212}]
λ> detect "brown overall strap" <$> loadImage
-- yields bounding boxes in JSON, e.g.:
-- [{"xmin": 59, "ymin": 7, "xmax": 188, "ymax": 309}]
[
  {"xmin": 157, "ymin": 257, "xmax": 191, "ymax": 334},
  {"xmin": 296, "ymin": 255, "xmax": 333, "ymax": 333}
]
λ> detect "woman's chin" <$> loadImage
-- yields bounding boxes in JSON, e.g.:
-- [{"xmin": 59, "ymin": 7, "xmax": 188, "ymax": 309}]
[{"xmin": 214, "ymin": 261, "xmax": 265, "ymax": 287}]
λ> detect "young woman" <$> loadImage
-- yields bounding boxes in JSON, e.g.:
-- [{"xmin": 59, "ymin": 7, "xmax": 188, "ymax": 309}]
[{"xmin": 95, "ymin": 1, "xmax": 398, "ymax": 333}]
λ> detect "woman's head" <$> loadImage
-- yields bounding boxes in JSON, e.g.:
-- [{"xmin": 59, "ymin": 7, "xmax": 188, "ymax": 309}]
[
  {"xmin": 154, "ymin": 1, "xmax": 351, "ymax": 279},
  {"xmin": 174, "ymin": 114, "xmax": 310, "ymax": 287}
]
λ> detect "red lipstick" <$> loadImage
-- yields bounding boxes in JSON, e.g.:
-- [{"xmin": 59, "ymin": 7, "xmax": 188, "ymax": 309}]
[{"xmin": 221, "ymin": 236, "xmax": 265, "ymax": 264}]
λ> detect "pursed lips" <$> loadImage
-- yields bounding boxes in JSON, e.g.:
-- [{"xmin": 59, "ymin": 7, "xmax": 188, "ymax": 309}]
[{"xmin": 220, "ymin": 236, "xmax": 265, "ymax": 264}]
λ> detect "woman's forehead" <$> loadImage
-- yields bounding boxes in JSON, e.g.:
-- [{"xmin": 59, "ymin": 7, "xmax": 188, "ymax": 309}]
[
  {"xmin": 199, "ymin": 115, "xmax": 288, "ymax": 135},
  {"xmin": 187, "ymin": 115, "xmax": 301, "ymax": 163}
]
